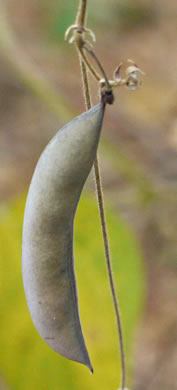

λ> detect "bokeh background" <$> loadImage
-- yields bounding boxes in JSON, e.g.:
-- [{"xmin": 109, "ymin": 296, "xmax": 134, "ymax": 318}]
[{"xmin": 0, "ymin": 1, "xmax": 176, "ymax": 390}]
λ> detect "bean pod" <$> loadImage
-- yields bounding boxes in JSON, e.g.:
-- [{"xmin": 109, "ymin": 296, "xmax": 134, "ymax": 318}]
[{"xmin": 22, "ymin": 103, "xmax": 105, "ymax": 372}]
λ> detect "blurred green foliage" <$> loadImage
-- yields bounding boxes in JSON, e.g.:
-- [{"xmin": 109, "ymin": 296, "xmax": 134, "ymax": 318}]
[
  {"xmin": 39, "ymin": 0, "xmax": 156, "ymax": 43},
  {"xmin": 51, "ymin": 5, "xmax": 75, "ymax": 42},
  {"xmin": 88, "ymin": 0, "xmax": 156, "ymax": 30},
  {"xmin": 0, "ymin": 192, "xmax": 145, "ymax": 389},
  {"xmin": 41, "ymin": 1, "xmax": 77, "ymax": 42}
]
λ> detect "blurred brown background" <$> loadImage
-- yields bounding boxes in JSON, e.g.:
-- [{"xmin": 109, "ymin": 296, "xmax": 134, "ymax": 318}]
[{"xmin": 0, "ymin": 1, "xmax": 176, "ymax": 389}]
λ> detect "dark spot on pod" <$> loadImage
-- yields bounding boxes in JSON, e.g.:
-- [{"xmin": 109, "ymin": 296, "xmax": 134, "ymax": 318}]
[{"xmin": 45, "ymin": 337, "xmax": 55, "ymax": 340}]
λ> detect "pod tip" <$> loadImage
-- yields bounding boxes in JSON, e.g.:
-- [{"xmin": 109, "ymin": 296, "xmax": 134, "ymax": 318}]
[{"xmin": 87, "ymin": 362, "xmax": 94, "ymax": 374}]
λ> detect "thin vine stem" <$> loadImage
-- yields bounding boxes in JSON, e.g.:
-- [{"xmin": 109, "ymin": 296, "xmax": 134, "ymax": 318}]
[
  {"xmin": 79, "ymin": 47, "xmax": 100, "ymax": 82},
  {"xmin": 82, "ymin": 45, "xmax": 111, "ymax": 91},
  {"xmin": 76, "ymin": 0, "xmax": 87, "ymax": 26},
  {"xmin": 93, "ymin": 157, "xmax": 126, "ymax": 390},
  {"xmin": 75, "ymin": 0, "xmax": 126, "ymax": 388},
  {"xmin": 79, "ymin": 56, "xmax": 92, "ymax": 108}
]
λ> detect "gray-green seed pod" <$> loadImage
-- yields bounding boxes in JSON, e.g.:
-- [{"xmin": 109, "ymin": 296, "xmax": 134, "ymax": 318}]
[{"xmin": 22, "ymin": 103, "xmax": 105, "ymax": 372}]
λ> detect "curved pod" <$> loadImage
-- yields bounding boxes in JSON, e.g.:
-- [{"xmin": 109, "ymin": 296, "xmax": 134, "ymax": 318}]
[{"xmin": 22, "ymin": 103, "xmax": 105, "ymax": 372}]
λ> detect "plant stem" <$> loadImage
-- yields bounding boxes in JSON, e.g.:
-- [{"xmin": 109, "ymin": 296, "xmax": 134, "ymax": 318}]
[
  {"xmin": 76, "ymin": 0, "xmax": 87, "ymax": 26},
  {"xmin": 93, "ymin": 157, "xmax": 126, "ymax": 389},
  {"xmin": 76, "ymin": 0, "xmax": 126, "ymax": 388},
  {"xmin": 82, "ymin": 44, "xmax": 111, "ymax": 91},
  {"xmin": 79, "ymin": 47, "xmax": 100, "ymax": 82},
  {"xmin": 79, "ymin": 57, "xmax": 92, "ymax": 108}
]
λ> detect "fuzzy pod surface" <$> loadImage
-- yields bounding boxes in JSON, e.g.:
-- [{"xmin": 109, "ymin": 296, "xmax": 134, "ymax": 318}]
[{"xmin": 22, "ymin": 103, "xmax": 105, "ymax": 372}]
